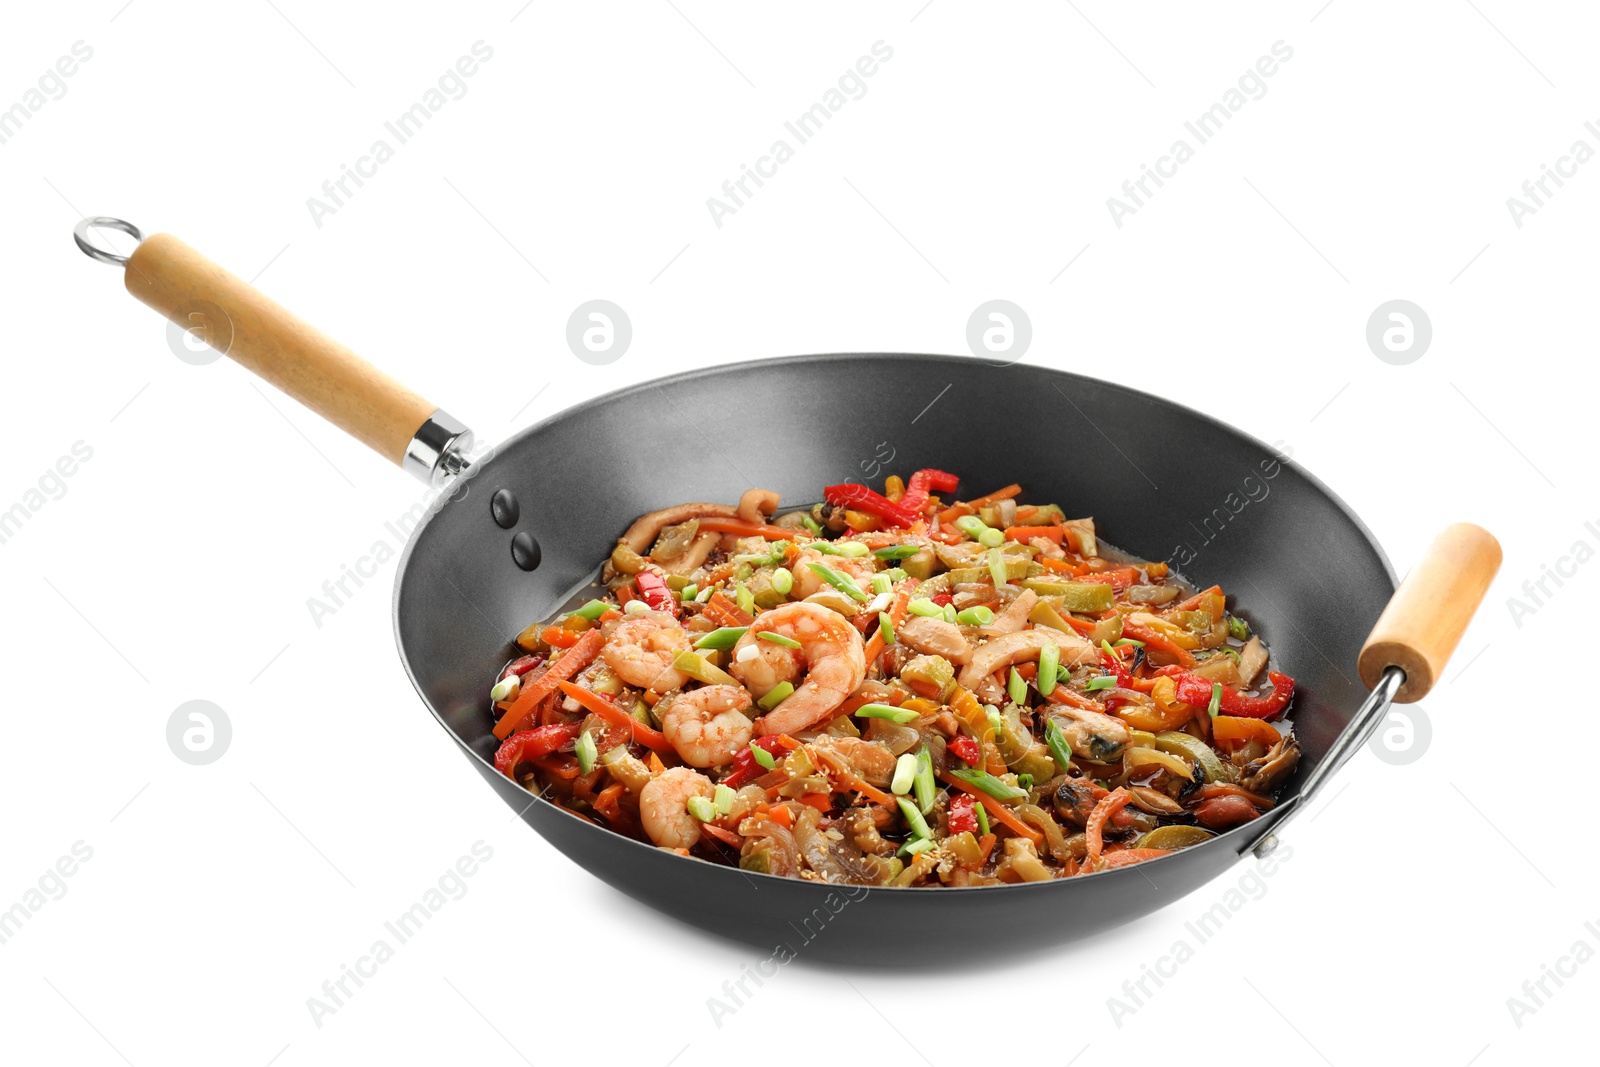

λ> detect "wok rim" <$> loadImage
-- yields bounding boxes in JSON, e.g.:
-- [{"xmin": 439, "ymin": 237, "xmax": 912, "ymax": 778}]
[{"xmin": 391, "ymin": 351, "xmax": 1397, "ymax": 897}]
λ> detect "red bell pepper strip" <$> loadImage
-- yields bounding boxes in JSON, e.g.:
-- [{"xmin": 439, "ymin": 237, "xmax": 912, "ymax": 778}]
[
  {"xmin": 721, "ymin": 734, "xmax": 791, "ymax": 789},
  {"xmin": 1170, "ymin": 670, "xmax": 1296, "ymax": 719},
  {"xmin": 494, "ymin": 629, "xmax": 605, "ymax": 739},
  {"xmin": 898, "ymin": 468, "xmax": 960, "ymax": 520},
  {"xmin": 946, "ymin": 733, "xmax": 982, "ymax": 766},
  {"xmin": 823, "ymin": 483, "xmax": 919, "ymax": 527},
  {"xmin": 500, "ymin": 654, "xmax": 544, "ymax": 680},
  {"xmin": 633, "ymin": 570, "xmax": 676, "ymax": 615},
  {"xmin": 948, "ymin": 793, "xmax": 979, "ymax": 835},
  {"xmin": 493, "ymin": 720, "xmax": 584, "ymax": 779}
]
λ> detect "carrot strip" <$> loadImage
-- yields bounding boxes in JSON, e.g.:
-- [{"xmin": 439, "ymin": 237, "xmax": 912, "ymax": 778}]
[
  {"xmin": 1005, "ymin": 525, "xmax": 1066, "ymax": 544},
  {"xmin": 970, "ymin": 484, "xmax": 1022, "ymax": 508},
  {"xmin": 836, "ymin": 772, "xmax": 896, "ymax": 809},
  {"xmin": 593, "ymin": 782, "xmax": 626, "ymax": 822},
  {"xmin": 935, "ymin": 501, "xmax": 975, "ymax": 525},
  {"xmin": 938, "ymin": 772, "xmax": 1043, "ymax": 847},
  {"xmin": 797, "ymin": 792, "xmax": 832, "ymax": 812},
  {"xmin": 1036, "ymin": 556, "xmax": 1088, "ymax": 576},
  {"xmin": 697, "ymin": 517, "xmax": 803, "ymax": 541},
  {"xmin": 704, "ymin": 591, "xmax": 754, "ymax": 628},
  {"xmin": 1097, "ymin": 848, "xmax": 1171, "ymax": 869},
  {"xmin": 495, "ymin": 630, "xmax": 604, "ymax": 739},
  {"xmin": 862, "ymin": 578, "xmax": 918, "ymax": 665},
  {"xmin": 647, "ymin": 751, "xmax": 667, "ymax": 775},
  {"xmin": 1085, "ymin": 787, "xmax": 1131, "ymax": 864},
  {"xmin": 557, "ymin": 681, "xmax": 676, "ymax": 755}
]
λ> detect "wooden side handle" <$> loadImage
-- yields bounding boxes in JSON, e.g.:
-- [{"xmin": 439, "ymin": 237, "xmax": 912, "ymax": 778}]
[
  {"xmin": 1358, "ymin": 523, "xmax": 1502, "ymax": 702},
  {"xmin": 123, "ymin": 233, "xmax": 437, "ymax": 466}
]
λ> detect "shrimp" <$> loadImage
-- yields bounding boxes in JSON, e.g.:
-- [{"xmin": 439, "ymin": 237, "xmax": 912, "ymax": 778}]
[
  {"xmin": 658, "ymin": 684, "xmax": 755, "ymax": 768},
  {"xmin": 791, "ymin": 547, "xmax": 878, "ymax": 599},
  {"xmin": 728, "ymin": 632, "xmax": 803, "ymax": 698},
  {"xmin": 957, "ymin": 629, "xmax": 1096, "ymax": 691},
  {"xmin": 639, "ymin": 766, "xmax": 715, "ymax": 849},
  {"xmin": 896, "ymin": 616, "xmax": 973, "ymax": 664},
  {"xmin": 744, "ymin": 602, "xmax": 868, "ymax": 736},
  {"xmin": 600, "ymin": 610, "xmax": 691, "ymax": 690}
]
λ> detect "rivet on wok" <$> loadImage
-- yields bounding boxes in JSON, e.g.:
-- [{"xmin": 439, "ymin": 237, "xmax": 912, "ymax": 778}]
[
  {"xmin": 510, "ymin": 531, "xmax": 541, "ymax": 571},
  {"xmin": 491, "ymin": 488, "xmax": 520, "ymax": 529},
  {"xmin": 1252, "ymin": 834, "xmax": 1280, "ymax": 859}
]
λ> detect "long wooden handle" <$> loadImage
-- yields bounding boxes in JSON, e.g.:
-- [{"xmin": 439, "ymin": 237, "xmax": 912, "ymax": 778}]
[
  {"xmin": 1358, "ymin": 523, "xmax": 1502, "ymax": 702},
  {"xmin": 123, "ymin": 233, "xmax": 437, "ymax": 466}
]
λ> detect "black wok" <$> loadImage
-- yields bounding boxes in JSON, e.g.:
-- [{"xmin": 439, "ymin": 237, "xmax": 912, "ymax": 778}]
[{"xmin": 76, "ymin": 219, "xmax": 1500, "ymax": 965}]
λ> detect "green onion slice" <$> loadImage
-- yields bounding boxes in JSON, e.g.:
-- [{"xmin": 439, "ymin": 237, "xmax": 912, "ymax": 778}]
[
  {"xmin": 855, "ymin": 702, "xmax": 918, "ymax": 724},
  {"xmin": 575, "ymin": 730, "xmax": 598, "ymax": 774},
  {"xmin": 756, "ymin": 630, "xmax": 802, "ymax": 650},
  {"xmin": 750, "ymin": 740, "xmax": 779, "ymax": 769},
  {"xmin": 1084, "ymin": 674, "xmax": 1117, "ymax": 692},
  {"xmin": 897, "ymin": 796, "xmax": 933, "ymax": 840},
  {"xmin": 1044, "ymin": 718, "xmax": 1073, "ymax": 771},
  {"xmin": 804, "ymin": 562, "xmax": 867, "ymax": 601},
  {"xmin": 1007, "ymin": 668, "xmax": 1028, "ymax": 706},
  {"xmin": 757, "ymin": 682, "xmax": 794, "ymax": 712},
  {"xmin": 686, "ymin": 795, "xmax": 716, "ymax": 822},
  {"xmin": 878, "ymin": 612, "xmax": 895, "ymax": 645},
  {"xmin": 873, "ymin": 544, "xmax": 921, "ymax": 560},
  {"xmin": 913, "ymin": 746, "xmax": 936, "ymax": 814},
  {"xmin": 956, "ymin": 605, "xmax": 994, "ymax": 626},
  {"xmin": 890, "ymin": 753, "xmax": 917, "ymax": 795},
  {"xmin": 947, "ymin": 767, "xmax": 1027, "ymax": 801},
  {"xmin": 1207, "ymin": 683, "xmax": 1223, "ymax": 718},
  {"xmin": 694, "ymin": 626, "xmax": 749, "ymax": 650},
  {"xmin": 572, "ymin": 599, "xmax": 610, "ymax": 621}
]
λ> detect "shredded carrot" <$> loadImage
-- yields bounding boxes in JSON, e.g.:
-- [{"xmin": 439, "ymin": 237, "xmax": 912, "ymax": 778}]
[
  {"xmin": 939, "ymin": 771, "xmax": 1044, "ymax": 847},
  {"xmin": 557, "ymin": 681, "xmax": 675, "ymax": 754},
  {"xmin": 935, "ymin": 501, "xmax": 975, "ymax": 525},
  {"xmin": 701, "ymin": 823, "xmax": 743, "ymax": 849},
  {"xmin": 597, "ymin": 609, "xmax": 622, "ymax": 624},
  {"xmin": 1085, "ymin": 787, "xmax": 1132, "ymax": 864},
  {"xmin": 797, "ymin": 792, "xmax": 832, "ymax": 812},
  {"xmin": 495, "ymin": 630, "xmax": 604, "ymax": 739},
  {"xmin": 647, "ymin": 751, "xmax": 667, "ymax": 775},
  {"xmin": 697, "ymin": 517, "xmax": 803, "ymax": 541},
  {"xmin": 704, "ymin": 591, "xmax": 754, "ymax": 628},
  {"xmin": 1014, "ymin": 505, "xmax": 1039, "ymax": 523},
  {"xmin": 970, "ymin": 483, "xmax": 1023, "ymax": 508},
  {"xmin": 1096, "ymin": 848, "xmax": 1171, "ymax": 869}
]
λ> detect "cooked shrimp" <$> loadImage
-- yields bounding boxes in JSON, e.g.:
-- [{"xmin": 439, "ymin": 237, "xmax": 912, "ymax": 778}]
[
  {"xmin": 746, "ymin": 602, "xmax": 867, "ymax": 735},
  {"xmin": 658, "ymin": 684, "xmax": 755, "ymax": 768},
  {"xmin": 601, "ymin": 610, "xmax": 691, "ymax": 690},
  {"xmin": 792, "ymin": 547, "xmax": 878, "ymax": 599},
  {"xmin": 728, "ymin": 631, "xmax": 803, "ymax": 698},
  {"xmin": 958, "ymin": 629, "xmax": 1096, "ymax": 691},
  {"xmin": 640, "ymin": 766, "xmax": 715, "ymax": 849}
]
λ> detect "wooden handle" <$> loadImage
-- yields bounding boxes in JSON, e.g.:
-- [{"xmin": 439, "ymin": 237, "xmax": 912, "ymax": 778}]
[
  {"xmin": 1358, "ymin": 523, "xmax": 1502, "ymax": 702},
  {"xmin": 124, "ymin": 233, "xmax": 437, "ymax": 466}
]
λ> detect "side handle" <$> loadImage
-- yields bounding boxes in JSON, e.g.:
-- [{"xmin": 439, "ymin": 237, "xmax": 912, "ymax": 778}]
[{"xmin": 1357, "ymin": 523, "xmax": 1502, "ymax": 702}]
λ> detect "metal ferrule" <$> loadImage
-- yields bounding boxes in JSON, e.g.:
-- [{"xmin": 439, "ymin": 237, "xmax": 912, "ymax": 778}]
[{"xmin": 403, "ymin": 410, "xmax": 474, "ymax": 486}]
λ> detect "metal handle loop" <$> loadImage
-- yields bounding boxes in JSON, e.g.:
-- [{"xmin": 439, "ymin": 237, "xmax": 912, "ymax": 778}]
[{"xmin": 74, "ymin": 216, "xmax": 143, "ymax": 266}]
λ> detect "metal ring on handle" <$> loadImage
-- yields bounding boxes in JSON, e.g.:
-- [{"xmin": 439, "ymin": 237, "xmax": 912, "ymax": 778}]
[{"xmin": 74, "ymin": 217, "xmax": 143, "ymax": 266}]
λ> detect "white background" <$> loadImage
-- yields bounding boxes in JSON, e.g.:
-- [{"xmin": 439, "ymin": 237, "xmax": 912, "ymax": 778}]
[{"xmin": 1, "ymin": 2, "xmax": 1592, "ymax": 1064}]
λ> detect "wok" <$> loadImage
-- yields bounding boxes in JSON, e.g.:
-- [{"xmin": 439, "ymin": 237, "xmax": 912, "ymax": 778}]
[{"xmin": 75, "ymin": 218, "xmax": 1500, "ymax": 965}]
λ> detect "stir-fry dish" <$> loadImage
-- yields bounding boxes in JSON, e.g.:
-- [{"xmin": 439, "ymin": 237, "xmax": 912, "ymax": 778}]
[{"xmin": 488, "ymin": 472, "xmax": 1299, "ymax": 886}]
